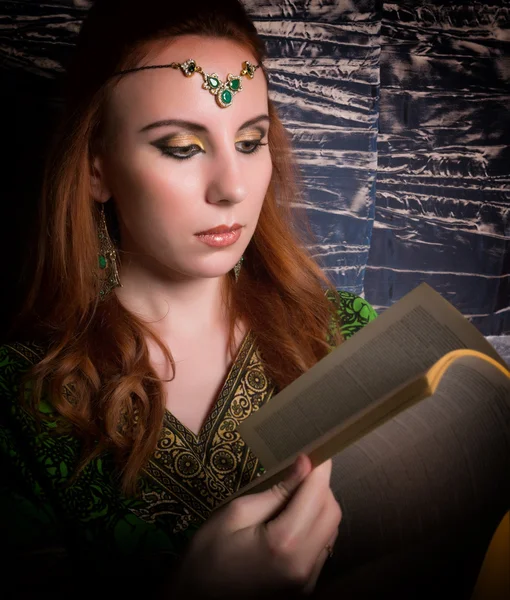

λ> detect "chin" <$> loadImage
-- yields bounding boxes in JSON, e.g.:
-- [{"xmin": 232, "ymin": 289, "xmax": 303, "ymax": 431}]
[
  {"xmin": 197, "ymin": 267, "xmax": 236, "ymax": 280},
  {"xmin": 174, "ymin": 262, "xmax": 235, "ymax": 280}
]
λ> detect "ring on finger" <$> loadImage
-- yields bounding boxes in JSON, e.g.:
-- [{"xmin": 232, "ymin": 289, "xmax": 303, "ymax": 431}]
[{"xmin": 325, "ymin": 543, "xmax": 334, "ymax": 558}]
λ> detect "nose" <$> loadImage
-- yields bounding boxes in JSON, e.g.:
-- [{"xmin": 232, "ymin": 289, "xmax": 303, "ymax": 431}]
[{"xmin": 206, "ymin": 146, "xmax": 248, "ymax": 206}]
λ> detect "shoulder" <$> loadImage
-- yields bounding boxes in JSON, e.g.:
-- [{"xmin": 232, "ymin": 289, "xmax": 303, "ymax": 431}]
[
  {"xmin": 0, "ymin": 340, "xmax": 47, "ymax": 383},
  {"xmin": 325, "ymin": 288, "xmax": 378, "ymax": 342},
  {"xmin": 0, "ymin": 340, "xmax": 52, "ymax": 416}
]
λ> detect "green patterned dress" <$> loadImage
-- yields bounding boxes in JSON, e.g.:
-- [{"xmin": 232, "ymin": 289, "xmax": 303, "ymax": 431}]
[{"xmin": 0, "ymin": 291, "xmax": 377, "ymax": 593}]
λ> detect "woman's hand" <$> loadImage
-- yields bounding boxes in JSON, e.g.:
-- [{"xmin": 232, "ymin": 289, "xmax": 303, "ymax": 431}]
[{"xmin": 171, "ymin": 454, "xmax": 342, "ymax": 598}]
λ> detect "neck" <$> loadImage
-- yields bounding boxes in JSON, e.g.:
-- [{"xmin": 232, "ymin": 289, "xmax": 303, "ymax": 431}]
[{"xmin": 114, "ymin": 258, "xmax": 230, "ymax": 340}]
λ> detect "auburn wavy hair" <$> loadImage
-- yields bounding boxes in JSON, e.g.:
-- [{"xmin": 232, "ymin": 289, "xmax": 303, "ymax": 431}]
[{"xmin": 10, "ymin": 0, "xmax": 344, "ymax": 495}]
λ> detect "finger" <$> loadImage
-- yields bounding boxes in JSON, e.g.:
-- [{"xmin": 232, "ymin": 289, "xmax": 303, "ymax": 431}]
[
  {"xmin": 266, "ymin": 459, "xmax": 333, "ymax": 544},
  {"xmin": 274, "ymin": 453, "xmax": 312, "ymax": 501},
  {"xmin": 302, "ymin": 501, "xmax": 341, "ymax": 595},
  {"xmin": 304, "ymin": 491, "xmax": 341, "ymax": 567},
  {"xmin": 295, "ymin": 490, "xmax": 341, "ymax": 595},
  {"xmin": 224, "ymin": 454, "xmax": 313, "ymax": 529},
  {"xmin": 302, "ymin": 528, "xmax": 339, "ymax": 595}
]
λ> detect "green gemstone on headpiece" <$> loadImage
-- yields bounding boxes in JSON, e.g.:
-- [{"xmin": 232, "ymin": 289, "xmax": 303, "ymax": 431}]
[
  {"xmin": 208, "ymin": 76, "xmax": 220, "ymax": 89},
  {"xmin": 220, "ymin": 89, "xmax": 232, "ymax": 106},
  {"xmin": 181, "ymin": 59, "xmax": 197, "ymax": 77},
  {"xmin": 174, "ymin": 60, "xmax": 260, "ymax": 108},
  {"xmin": 229, "ymin": 78, "xmax": 241, "ymax": 91},
  {"xmin": 98, "ymin": 255, "xmax": 107, "ymax": 269}
]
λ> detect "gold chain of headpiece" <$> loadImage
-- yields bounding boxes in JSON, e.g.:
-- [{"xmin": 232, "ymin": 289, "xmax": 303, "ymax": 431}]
[{"xmin": 112, "ymin": 59, "xmax": 261, "ymax": 108}]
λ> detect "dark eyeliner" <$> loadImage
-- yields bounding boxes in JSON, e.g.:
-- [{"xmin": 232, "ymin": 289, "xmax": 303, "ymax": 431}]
[
  {"xmin": 158, "ymin": 144, "xmax": 202, "ymax": 161},
  {"xmin": 236, "ymin": 140, "xmax": 268, "ymax": 154},
  {"xmin": 157, "ymin": 140, "xmax": 268, "ymax": 160}
]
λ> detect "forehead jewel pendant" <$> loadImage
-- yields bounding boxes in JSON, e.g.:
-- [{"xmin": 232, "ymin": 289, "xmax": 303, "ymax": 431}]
[{"xmin": 112, "ymin": 60, "xmax": 261, "ymax": 108}]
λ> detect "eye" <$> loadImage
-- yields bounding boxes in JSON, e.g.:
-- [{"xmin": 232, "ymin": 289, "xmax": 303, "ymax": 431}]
[
  {"xmin": 158, "ymin": 144, "xmax": 203, "ymax": 161},
  {"xmin": 236, "ymin": 140, "xmax": 268, "ymax": 154},
  {"xmin": 156, "ymin": 140, "xmax": 269, "ymax": 161}
]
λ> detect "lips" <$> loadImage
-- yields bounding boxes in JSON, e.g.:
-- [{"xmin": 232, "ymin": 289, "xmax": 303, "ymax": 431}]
[
  {"xmin": 195, "ymin": 223, "xmax": 242, "ymax": 235},
  {"xmin": 194, "ymin": 224, "xmax": 243, "ymax": 248}
]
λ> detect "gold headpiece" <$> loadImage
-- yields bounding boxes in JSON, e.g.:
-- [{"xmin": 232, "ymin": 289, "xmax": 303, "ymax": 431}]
[{"xmin": 111, "ymin": 59, "xmax": 261, "ymax": 108}]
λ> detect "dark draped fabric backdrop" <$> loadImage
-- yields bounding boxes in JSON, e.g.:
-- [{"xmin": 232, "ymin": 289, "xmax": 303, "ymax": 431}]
[{"xmin": 1, "ymin": 0, "xmax": 509, "ymax": 365}]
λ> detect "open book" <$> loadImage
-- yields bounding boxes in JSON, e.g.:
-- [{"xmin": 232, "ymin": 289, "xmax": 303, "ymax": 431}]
[
  {"xmin": 220, "ymin": 282, "xmax": 510, "ymax": 503},
  {"xmin": 215, "ymin": 282, "xmax": 510, "ymax": 596}
]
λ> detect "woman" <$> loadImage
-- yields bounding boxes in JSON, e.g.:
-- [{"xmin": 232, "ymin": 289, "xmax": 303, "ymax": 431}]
[{"xmin": 0, "ymin": 0, "xmax": 378, "ymax": 597}]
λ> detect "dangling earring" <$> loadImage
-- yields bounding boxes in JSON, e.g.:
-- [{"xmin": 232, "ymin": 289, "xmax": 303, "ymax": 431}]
[
  {"xmin": 97, "ymin": 202, "xmax": 122, "ymax": 299},
  {"xmin": 233, "ymin": 256, "xmax": 244, "ymax": 282}
]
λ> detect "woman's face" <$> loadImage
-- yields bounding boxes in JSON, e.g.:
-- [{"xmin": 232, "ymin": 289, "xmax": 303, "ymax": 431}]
[{"xmin": 92, "ymin": 35, "xmax": 272, "ymax": 281}]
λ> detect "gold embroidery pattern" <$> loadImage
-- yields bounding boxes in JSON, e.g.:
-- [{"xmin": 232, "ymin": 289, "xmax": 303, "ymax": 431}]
[
  {"xmin": 210, "ymin": 348, "xmax": 276, "ymax": 492},
  {"xmin": 134, "ymin": 332, "xmax": 277, "ymax": 530},
  {"xmin": 6, "ymin": 337, "xmax": 277, "ymax": 533}
]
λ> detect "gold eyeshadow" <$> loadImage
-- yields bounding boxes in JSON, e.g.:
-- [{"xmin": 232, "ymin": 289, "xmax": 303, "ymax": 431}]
[
  {"xmin": 236, "ymin": 129, "xmax": 265, "ymax": 142},
  {"xmin": 164, "ymin": 133, "xmax": 205, "ymax": 149},
  {"xmin": 163, "ymin": 128, "xmax": 264, "ymax": 143}
]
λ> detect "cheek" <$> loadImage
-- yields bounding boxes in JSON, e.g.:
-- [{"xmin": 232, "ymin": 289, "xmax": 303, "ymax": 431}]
[
  {"xmin": 141, "ymin": 167, "xmax": 201, "ymax": 219},
  {"xmin": 251, "ymin": 158, "xmax": 272, "ymax": 209},
  {"xmin": 109, "ymin": 153, "xmax": 202, "ymax": 225}
]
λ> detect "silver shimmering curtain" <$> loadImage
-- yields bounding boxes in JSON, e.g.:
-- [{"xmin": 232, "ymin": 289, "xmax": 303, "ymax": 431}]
[{"xmin": 1, "ymin": 1, "xmax": 509, "ymax": 358}]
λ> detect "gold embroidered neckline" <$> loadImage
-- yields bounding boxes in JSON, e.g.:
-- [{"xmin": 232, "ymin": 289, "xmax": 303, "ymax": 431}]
[
  {"xmin": 7, "ymin": 334, "xmax": 257, "ymax": 449},
  {"xmin": 162, "ymin": 329, "xmax": 255, "ymax": 443}
]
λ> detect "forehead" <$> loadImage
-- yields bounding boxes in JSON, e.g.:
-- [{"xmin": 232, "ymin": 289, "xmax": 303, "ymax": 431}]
[{"xmin": 106, "ymin": 35, "xmax": 268, "ymax": 133}]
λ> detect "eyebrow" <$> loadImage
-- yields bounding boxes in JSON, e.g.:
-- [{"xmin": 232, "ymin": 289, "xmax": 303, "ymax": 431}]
[{"xmin": 139, "ymin": 114, "xmax": 270, "ymax": 134}]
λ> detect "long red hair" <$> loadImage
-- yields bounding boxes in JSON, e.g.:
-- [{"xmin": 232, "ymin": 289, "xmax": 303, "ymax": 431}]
[{"xmin": 10, "ymin": 0, "xmax": 344, "ymax": 495}]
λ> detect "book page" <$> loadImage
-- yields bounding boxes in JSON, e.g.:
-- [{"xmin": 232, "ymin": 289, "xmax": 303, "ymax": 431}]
[
  {"xmin": 221, "ymin": 351, "xmax": 509, "ymax": 505},
  {"xmin": 313, "ymin": 353, "xmax": 510, "ymax": 598},
  {"xmin": 327, "ymin": 354, "xmax": 510, "ymax": 506},
  {"xmin": 237, "ymin": 283, "xmax": 507, "ymax": 474}
]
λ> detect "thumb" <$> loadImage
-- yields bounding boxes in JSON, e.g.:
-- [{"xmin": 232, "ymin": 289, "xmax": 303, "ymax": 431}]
[
  {"xmin": 274, "ymin": 453, "xmax": 312, "ymax": 500},
  {"xmin": 238, "ymin": 454, "xmax": 312, "ymax": 526}
]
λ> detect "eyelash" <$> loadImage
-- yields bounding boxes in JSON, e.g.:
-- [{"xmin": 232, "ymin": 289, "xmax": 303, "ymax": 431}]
[{"xmin": 158, "ymin": 140, "xmax": 268, "ymax": 161}]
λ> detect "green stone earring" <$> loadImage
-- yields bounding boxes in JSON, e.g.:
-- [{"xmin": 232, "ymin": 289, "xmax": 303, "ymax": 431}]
[
  {"xmin": 111, "ymin": 60, "xmax": 261, "ymax": 109},
  {"xmin": 97, "ymin": 203, "xmax": 122, "ymax": 299}
]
